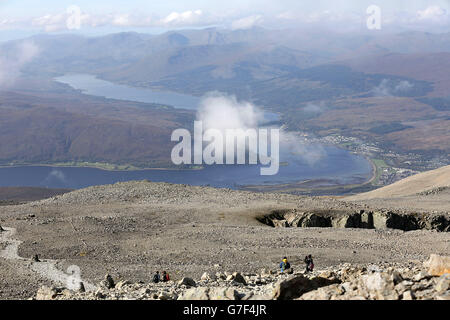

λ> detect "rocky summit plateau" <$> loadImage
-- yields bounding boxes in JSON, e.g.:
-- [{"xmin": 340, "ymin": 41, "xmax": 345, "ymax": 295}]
[
  {"xmin": 0, "ymin": 166, "xmax": 449, "ymax": 300},
  {"xmin": 35, "ymin": 254, "xmax": 450, "ymax": 300}
]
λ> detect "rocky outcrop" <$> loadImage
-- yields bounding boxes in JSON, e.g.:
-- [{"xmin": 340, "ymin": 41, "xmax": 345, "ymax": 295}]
[
  {"xmin": 100, "ymin": 274, "xmax": 115, "ymax": 289},
  {"xmin": 33, "ymin": 255, "xmax": 450, "ymax": 300},
  {"xmin": 178, "ymin": 277, "xmax": 196, "ymax": 287},
  {"xmin": 273, "ymin": 274, "xmax": 340, "ymax": 300},
  {"xmin": 418, "ymin": 187, "xmax": 450, "ymax": 196},
  {"xmin": 258, "ymin": 209, "xmax": 449, "ymax": 232},
  {"xmin": 178, "ymin": 287, "xmax": 240, "ymax": 300},
  {"xmin": 229, "ymin": 272, "xmax": 247, "ymax": 285},
  {"xmin": 35, "ymin": 286, "xmax": 72, "ymax": 300},
  {"xmin": 424, "ymin": 254, "xmax": 450, "ymax": 276},
  {"xmin": 299, "ymin": 265, "xmax": 450, "ymax": 300}
]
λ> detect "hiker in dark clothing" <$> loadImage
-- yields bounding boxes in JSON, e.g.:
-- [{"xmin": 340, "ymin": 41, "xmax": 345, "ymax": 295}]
[
  {"xmin": 153, "ymin": 271, "xmax": 161, "ymax": 283},
  {"xmin": 304, "ymin": 255, "xmax": 314, "ymax": 272},
  {"xmin": 162, "ymin": 271, "xmax": 170, "ymax": 282}
]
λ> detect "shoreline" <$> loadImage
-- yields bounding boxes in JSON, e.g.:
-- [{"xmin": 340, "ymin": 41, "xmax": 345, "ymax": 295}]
[
  {"xmin": 239, "ymin": 156, "xmax": 377, "ymax": 195},
  {"xmin": 0, "ymin": 163, "xmax": 204, "ymax": 172},
  {"xmin": 362, "ymin": 156, "xmax": 378, "ymax": 185},
  {"xmin": 0, "ymin": 150, "xmax": 377, "ymax": 194},
  {"xmin": 54, "ymin": 74, "xmax": 200, "ymax": 111}
]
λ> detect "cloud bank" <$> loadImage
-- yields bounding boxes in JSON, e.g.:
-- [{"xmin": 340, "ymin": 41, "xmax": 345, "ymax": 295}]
[
  {"xmin": 197, "ymin": 93, "xmax": 264, "ymax": 132},
  {"xmin": 1, "ymin": 4, "xmax": 449, "ymax": 33},
  {"xmin": 196, "ymin": 93, "xmax": 325, "ymax": 166},
  {"xmin": 2, "ymin": 9, "xmax": 218, "ymax": 32},
  {"xmin": 231, "ymin": 15, "xmax": 264, "ymax": 30}
]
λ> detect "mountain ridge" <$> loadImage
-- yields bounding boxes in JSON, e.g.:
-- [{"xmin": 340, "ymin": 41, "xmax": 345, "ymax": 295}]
[{"xmin": 346, "ymin": 165, "xmax": 450, "ymax": 200}]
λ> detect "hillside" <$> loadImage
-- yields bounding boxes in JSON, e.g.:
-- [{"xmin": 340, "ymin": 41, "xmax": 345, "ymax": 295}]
[
  {"xmin": 0, "ymin": 187, "xmax": 71, "ymax": 202},
  {"xmin": 0, "ymin": 179, "xmax": 448, "ymax": 299},
  {"xmin": 1, "ymin": 29, "xmax": 450, "ymax": 173},
  {"xmin": 346, "ymin": 165, "xmax": 450, "ymax": 200},
  {"xmin": 341, "ymin": 52, "xmax": 450, "ymax": 97},
  {"xmin": 0, "ymin": 88, "xmax": 194, "ymax": 168}
]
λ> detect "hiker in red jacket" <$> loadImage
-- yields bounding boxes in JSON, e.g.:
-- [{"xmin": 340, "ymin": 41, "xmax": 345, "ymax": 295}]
[{"xmin": 162, "ymin": 271, "xmax": 170, "ymax": 282}]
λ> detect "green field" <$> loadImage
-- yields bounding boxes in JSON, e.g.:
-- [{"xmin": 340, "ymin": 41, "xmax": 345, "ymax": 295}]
[{"xmin": 371, "ymin": 158, "xmax": 390, "ymax": 185}]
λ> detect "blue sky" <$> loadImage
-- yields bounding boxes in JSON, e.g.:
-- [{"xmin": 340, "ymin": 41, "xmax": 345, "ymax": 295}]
[{"xmin": 0, "ymin": 0, "xmax": 449, "ymax": 40}]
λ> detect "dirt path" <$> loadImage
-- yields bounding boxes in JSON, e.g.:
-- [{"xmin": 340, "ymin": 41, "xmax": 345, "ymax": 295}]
[{"xmin": 0, "ymin": 227, "xmax": 96, "ymax": 292}]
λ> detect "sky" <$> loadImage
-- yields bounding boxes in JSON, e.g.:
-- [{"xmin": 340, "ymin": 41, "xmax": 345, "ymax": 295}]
[{"xmin": 0, "ymin": 0, "xmax": 449, "ymax": 40}]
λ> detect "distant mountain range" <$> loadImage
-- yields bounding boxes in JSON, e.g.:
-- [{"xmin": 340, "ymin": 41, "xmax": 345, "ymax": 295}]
[{"xmin": 1, "ymin": 27, "xmax": 449, "ymax": 168}]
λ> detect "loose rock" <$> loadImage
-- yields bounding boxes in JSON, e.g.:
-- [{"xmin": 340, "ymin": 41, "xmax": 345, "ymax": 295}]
[{"xmin": 424, "ymin": 254, "xmax": 450, "ymax": 276}]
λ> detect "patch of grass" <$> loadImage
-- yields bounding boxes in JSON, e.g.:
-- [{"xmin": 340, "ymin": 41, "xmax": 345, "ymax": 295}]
[
  {"xmin": 369, "ymin": 122, "xmax": 413, "ymax": 135},
  {"xmin": 416, "ymin": 97, "xmax": 450, "ymax": 111},
  {"xmin": 44, "ymin": 161, "xmax": 143, "ymax": 171},
  {"xmin": 371, "ymin": 158, "xmax": 389, "ymax": 185}
]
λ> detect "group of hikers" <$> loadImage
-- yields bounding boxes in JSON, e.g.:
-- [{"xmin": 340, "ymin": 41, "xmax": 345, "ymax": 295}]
[
  {"xmin": 151, "ymin": 255, "xmax": 313, "ymax": 283},
  {"xmin": 280, "ymin": 255, "xmax": 314, "ymax": 273},
  {"xmin": 152, "ymin": 270, "xmax": 170, "ymax": 283}
]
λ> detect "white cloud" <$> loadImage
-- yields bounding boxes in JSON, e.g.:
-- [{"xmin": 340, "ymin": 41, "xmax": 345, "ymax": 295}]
[
  {"xmin": 389, "ymin": 5, "xmax": 450, "ymax": 31},
  {"xmin": 272, "ymin": 5, "xmax": 450, "ymax": 32},
  {"xmin": 30, "ymin": 9, "xmax": 93, "ymax": 32},
  {"xmin": 112, "ymin": 14, "xmax": 131, "ymax": 27},
  {"xmin": 280, "ymin": 132, "xmax": 326, "ymax": 166},
  {"xmin": 276, "ymin": 12, "xmax": 295, "ymax": 20},
  {"xmin": 0, "ymin": 40, "xmax": 40, "ymax": 87},
  {"xmin": 197, "ymin": 92, "xmax": 264, "ymax": 131},
  {"xmin": 231, "ymin": 15, "xmax": 263, "ymax": 30},
  {"xmin": 196, "ymin": 92, "xmax": 325, "ymax": 167},
  {"xmin": 32, "ymin": 14, "xmax": 65, "ymax": 32},
  {"xmin": 371, "ymin": 79, "xmax": 414, "ymax": 97},
  {"xmin": 16, "ymin": 9, "xmax": 211, "ymax": 31},
  {"xmin": 0, "ymin": 18, "xmax": 19, "ymax": 28},
  {"xmin": 195, "ymin": 92, "xmax": 264, "ymax": 165},
  {"xmin": 161, "ymin": 10, "xmax": 204, "ymax": 26},
  {"xmin": 49, "ymin": 169, "xmax": 67, "ymax": 182},
  {"xmin": 395, "ymin": 80, "xmax": 414, "ymax": 93},
  {"xmin": 417, "ymin": 5, "xmax": 448, "ymax": 21},
  {"xmin": 43, "ymin": 169, "xmax": 68, "ymax": 186}
]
